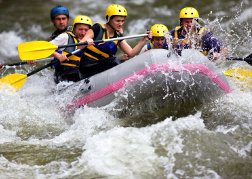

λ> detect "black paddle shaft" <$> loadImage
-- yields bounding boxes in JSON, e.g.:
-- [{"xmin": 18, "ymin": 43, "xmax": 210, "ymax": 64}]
[
  {"xmin": 227, "ymin": 57, "xmax": 252, "ymax": 65},
  {"xmin": 0, "ymin": 61, "xmax": 28, "ymax": 69},
  {"xmin": 27, "ymin": 59, "xmax": 57, "ymax": 77}
]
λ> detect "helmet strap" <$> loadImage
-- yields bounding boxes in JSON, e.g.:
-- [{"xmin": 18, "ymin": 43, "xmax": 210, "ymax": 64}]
[
  {"xmin": 106, "ymin": 21, "xmax": 122, "ymax": 36},
  {"xmin": 179, "ymin": 18, "xmax": 183, "ymax": 26},
  {"xmin": 107, "ymin": 21, "xmax": 115, "ymax": 30}
]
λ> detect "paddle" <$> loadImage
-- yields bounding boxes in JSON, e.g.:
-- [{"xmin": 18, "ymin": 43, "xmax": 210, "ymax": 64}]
[
  {"xmin": 0, "ymin": 57, "xmax": 53, "ymax": 69},
  {"xmin": 18, "ymin": 34, "xmax": 148, "ymax": 60},
  {"xmin": 246, "ymin": 53, "xmax": 252, "ymax": 58},
  {"xmin": 227, "ymin": 57, "xmax": 252, "ymax": 65},
  {"xmin": 0, "ymin": 49, "xmax": 81, "ymax": 91},
  {"xmin": 227, "ymin": 53, "xmax": 252, "ymax": 65},
  {"xmin": 224, "ymin": 68, "xmax": 252, "ymax": 80},
  {"xmin": 224, "ymin": 53, "xmax": 252, "ymax": 83}
]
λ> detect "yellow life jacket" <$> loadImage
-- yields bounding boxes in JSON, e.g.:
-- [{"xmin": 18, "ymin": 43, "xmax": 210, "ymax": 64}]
[
  {"xmin": 83, "ymin": 23, "xmax": 120, "ymax": 61},
  {"xmin": 61, "ymin": 31, "xmax": 81, "ymax": 67},
  {"xmin": 173, "ymin": 26, "xmax": 205, "ymax": 49},
  {"xmin": 147, "ymin": 42, "xmax": 153, "ymax": 50},
  {"xmin": 200, "ymin": 50, "xmax": 209, "ymax": 56}
]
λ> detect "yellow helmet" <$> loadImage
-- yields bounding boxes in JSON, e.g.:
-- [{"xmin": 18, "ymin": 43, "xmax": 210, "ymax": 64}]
[
  {"xmin": 72, "ymin": 15, "xmax": 92, "ymax": 29},
  {"xmin": 179, "ymin": 7, "xmax": 199, "ymax": 19},
  {"xmin": 105, "ymin": 4, "xmax": 127, "ymax": 21},
  {"xmin": 150, "ymin": 24, "xmax": 169, "ymax": 37}
]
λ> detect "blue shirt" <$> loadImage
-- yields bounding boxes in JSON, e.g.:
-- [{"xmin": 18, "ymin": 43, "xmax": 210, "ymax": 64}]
[{"xmin": 201, "ymin": 32, "xmax": 222, "ymax": 53}]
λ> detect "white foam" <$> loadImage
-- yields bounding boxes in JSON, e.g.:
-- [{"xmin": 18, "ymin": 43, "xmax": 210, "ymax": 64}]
[
  {"xmin": 0, "ymin": 71, "xmax": 67, "ymax": 141},
  {"xmin": 235, "ymin": 7, "xmax": 252, "ymax": 22},
  {"xmin": 66, "ymin": 113, "xmax": 206, "ymax": 178},
  {"xmin": 0, "ymin": 31, "xmax": 23, "ymax": 57},
  {"xmin": 0, "ymin": 125, "xmax": 18, "ymax": 144}
]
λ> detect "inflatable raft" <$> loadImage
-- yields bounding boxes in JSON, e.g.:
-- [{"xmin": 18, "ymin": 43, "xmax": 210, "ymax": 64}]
[{"xmin": 57, "ymin": 49, "xmax": 231, "ymax": 122}]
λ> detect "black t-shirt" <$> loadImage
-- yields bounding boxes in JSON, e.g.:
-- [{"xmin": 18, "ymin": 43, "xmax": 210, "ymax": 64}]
[{"xmin": 92, "ymin": 23, "xmax": 105, "ymax": 40}]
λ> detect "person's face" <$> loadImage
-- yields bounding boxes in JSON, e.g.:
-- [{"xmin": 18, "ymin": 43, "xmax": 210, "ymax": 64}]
[
  {"xmin": 181, "ymin": 18, "xmax": 193, "ymax": 31},
  {"xmin": 152, "ymin": 36, "xmax": 166, "ymax": 48},
  {"xmin": 52, "ymin": 14, "xmax": 68, "ymax": 31},
  {"xmin": 109, "ymin": 16, "xmax": 126, "ymax": 31},
  {"xmin": 73, "ymin": 24, "xmax": 90, "ymax": 40}
]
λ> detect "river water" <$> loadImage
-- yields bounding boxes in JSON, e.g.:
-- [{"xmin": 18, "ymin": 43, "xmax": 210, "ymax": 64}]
[{"xmin": 0, "ymin": 0, "xmax": 252, "ymax": 178}]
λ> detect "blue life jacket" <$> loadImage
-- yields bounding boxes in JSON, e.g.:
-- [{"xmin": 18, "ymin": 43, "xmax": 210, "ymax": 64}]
[{"xmin": 83, "ymin": 23, "xmax": 120, "ymax": 60}]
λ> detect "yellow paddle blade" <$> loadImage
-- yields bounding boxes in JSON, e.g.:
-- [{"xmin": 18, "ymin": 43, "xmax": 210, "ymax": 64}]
[
  {"xmin": 0, "ymin": 74, "xmax": 27, "ymax": 91},
  {"xmin": 18, "ymin": 41, "xmax": 57, "ymax": 60},
  {"xmin": 224, "ymin": 68, "xmax": 252, "ymax": 80},
  {"xmin": 224, "ymin": 68, "xmax": 252, "ymax": 90}
]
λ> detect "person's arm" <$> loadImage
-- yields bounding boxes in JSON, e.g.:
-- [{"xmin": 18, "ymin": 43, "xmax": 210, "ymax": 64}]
[
  {"xmin": 139, "ymin": 44, "xmax": 148, "ymax": 54},
  {"xmin": 79, "ymin": 29, "xmax": 94, "ymax": 43},
  {"xmin": 169, "ymin": 29, "xmax": 179, "ymax": 49},
  {"xmin": 51, "ymin": 51, "xmax": 68, "ymax": 62},
  {"xmin": 50, "ymin": 33, "xmax": 69, "ymax": 62},
  {"xmin": 78, "ymin": 23, "xmax": 102, "ymax": 47},
  {"xmin": 116, "ymin": 53, "xmax": 129, "ymax": 63},
  {"xmin": 212, "ymin": 46, "xmax": 228, "ymax": 61},
  {"xmin": 119, "ymin": 31, "xmax": 152, "ymax": 57},
  {"xmin": 50, "ymin": 33, "xmax": 69, "ymax": 49}
]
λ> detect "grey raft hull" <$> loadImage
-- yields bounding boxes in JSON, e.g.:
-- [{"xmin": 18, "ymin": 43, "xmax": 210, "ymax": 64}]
[{"xmin": 58, "ymin": 49, "xmax": 230, "ymax": 123}]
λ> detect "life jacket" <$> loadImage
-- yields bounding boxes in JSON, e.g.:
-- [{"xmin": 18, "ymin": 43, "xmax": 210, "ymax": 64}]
[
  {"xmin": 200, "ymin": 49, "xmax": 209, "ymax": 56},
  {"xmin": 147, "ymin": 42, "xmax": 153, "ymax": 50},
  {"xmin": 173, "ymin": 26, "xmax": 204, "ymax": 50},
  {"xmin": 60, "ymin": 31, "xmax": 82, "ymax": 68},
  {"xmin": 83, "ymin": 23, "xmax": 120, "ymax": 61}
]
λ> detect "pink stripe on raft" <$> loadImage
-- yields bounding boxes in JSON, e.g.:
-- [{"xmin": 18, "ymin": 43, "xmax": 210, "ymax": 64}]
[{"xmin": 65, "ymin": 63, "xmax": 231, "ymax": 110}]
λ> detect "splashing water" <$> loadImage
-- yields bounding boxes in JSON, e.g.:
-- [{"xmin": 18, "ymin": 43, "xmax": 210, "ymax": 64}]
[{"xmin": 0, "ymin": 31, "xmax": 23, "ymax": 58}]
